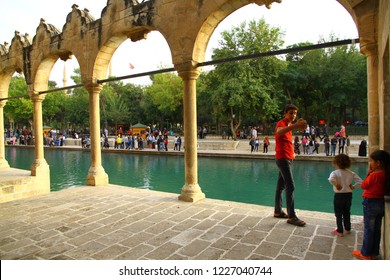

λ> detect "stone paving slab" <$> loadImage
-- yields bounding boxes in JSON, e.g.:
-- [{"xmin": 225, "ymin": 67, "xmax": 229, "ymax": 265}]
[{"xmin": 0, "ymin": 184, "xmax": 364, "ymax": 260}]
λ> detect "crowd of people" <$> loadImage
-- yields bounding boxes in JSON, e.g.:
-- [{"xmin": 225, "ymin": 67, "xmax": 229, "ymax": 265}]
[
  {"xmin": 248, "ymin": 123, "xmax": 367, "ymax": 157},
  {"xmin": 292, "ymin": 124, "xmax": 350, "ymax": 156},
  {"xmin": 6, "ymin": 124, "xmax": 368, "ymax": 158},
  {"xmin": 99, "ymin": 128, "xmax": 182, "ymax": 152},
  {"xmin": 248, "ymin": 127, "xmax": 269, "ymax": 153},
  {"xmin": 5, "ymin": 127, "xmax": 34, "ymax": 145}
]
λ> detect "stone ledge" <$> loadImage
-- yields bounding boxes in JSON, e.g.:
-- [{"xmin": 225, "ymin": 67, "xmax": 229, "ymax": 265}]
[{"xmin": 0, "ymin": 168, "xmax": 50, "ymax": 203}]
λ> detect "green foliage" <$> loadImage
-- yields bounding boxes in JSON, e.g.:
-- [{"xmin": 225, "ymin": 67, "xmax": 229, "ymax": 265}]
[
  {"xmin": 101, "ymin": 84, "xmax": 130, "ymax": 128},
  {"xmin": 203, "ymin": 18, "xmax": 286, "ymax": 137},
  {"xmin": 42, "ymin": 83, "xmax": 67, "ymax": 128},
  {"xmin": 144, "ymin": 72, "xmax": 183, "ymax": 127},
  {"xmin": 4, "ymin": 74, "xmax": 32, "ymax": 126},
  {"xmin": 64, "ymin": 89, "xmax": 89, "ymax": 128},
  {"xmin": 282, "ymin": 37, "xmax": 367, "ymax": 126}
]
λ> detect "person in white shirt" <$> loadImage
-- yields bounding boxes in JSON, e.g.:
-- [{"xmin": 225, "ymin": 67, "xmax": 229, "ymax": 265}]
[
  {"xmin": 251, "ymin": 127, "xmax": 257, "ymax": 139},
  {"xmin": 328, "ymin": 154, "xmax": 362, "ymax": 236}
]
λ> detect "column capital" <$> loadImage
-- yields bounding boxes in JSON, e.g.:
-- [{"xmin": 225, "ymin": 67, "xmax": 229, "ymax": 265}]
[
  {"xmin": 30, "ymin": 92, "xmax": 46, "ymax": 102},
  {"xmin": 175, "ymin": 61, "xmax": 200, "ymax": 80},
  {"xmin": 360, "ymin": 41, "xmax": 378, "ymax": 57},
  {"xmin": 84, "ymin": 81, "xmax": 103, "ymax": 94},
  {"xmin": 0, "ymin": 89, "xmax": 7, "ymax": 105}
]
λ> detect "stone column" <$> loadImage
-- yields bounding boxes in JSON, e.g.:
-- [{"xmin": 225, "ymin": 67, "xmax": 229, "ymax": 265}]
[
  {"xmin": 385, "ymin": 196, "xmax": 390, "ymax": 260},
  {"xmin": 0, "ymin": 100, "xmax": 10, "ymax": 168},
  {"xmin": 85, "ymin": 84, "xmax": 108, "ymax": 186},
  {"xmin": 177, "ymin": 62, "xmax": 205, "ymax": 202},
  {"xmin": 30, "ymin": 93, "xmax": 50, "ymax": 176},
  {"xmin": 361, "ymin": 44, "xmax": 379, "ymax": 153}
]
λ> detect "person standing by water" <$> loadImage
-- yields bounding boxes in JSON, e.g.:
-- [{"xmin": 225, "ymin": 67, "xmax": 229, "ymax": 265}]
[
  {"xmin": 324, "ymin": 135, "xmax": 330, "ymax": 156},
  {"xmin": 273, "ymin": 104, "xmax": 307, "ymax": 227},
  {"xmin": 352, "ymin": 150, "xmax": 390, "ymax": 260},
  {"xmin": 173, "ymin": 135, "xmax": 178, "ymax": 151},
  {"xmin": 249, "ymin": 136, "xmax": 255, "ymax": 153},
  {"xmin": 331, "ymin": 135, "xmax": 338, "ymax": 156},
  {"xmin": 177, "ymin": 136, "xmax": 182, "ymax": 151},
  {"xmin": 293, "ymin": 136, "xmax": 300, "ymax": 155},
  {"xmin": 345, "ymin": 135, "xmax": 350, "ymax": 155},
  {"xmin": 358, "ymin": 139, "xmax": 367, "ymax": 156},
  {"xmin": 338, "ymin": 136, "xmax": 345, "ymax": 154},
  {"xmin": 254, "ymin": 137, "xmax": 260, "ymax": 152},
  {"xmin": 340, "ymin": 124, "xmax": 346, "ymax": 138},
  {"xmin": 301, "ymin": 136, "xmax": 308, "ymax": 155},
  {"xmin": 328, "ymin": 154, "xmax": 362, "ymax": 237},
  {"xmin": 263, "ymin": 137, "xmax": 269, "ymax": 153}
]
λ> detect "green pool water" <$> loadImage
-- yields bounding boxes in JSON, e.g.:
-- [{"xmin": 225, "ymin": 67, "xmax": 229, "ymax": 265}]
[{"xmin": 5, "ymin": 147, "xmax": 367, "ymax": 215}]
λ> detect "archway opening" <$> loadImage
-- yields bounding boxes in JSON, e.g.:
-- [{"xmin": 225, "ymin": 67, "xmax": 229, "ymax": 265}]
[{"xmin": 199, "ymin": 0, "xmax": 363, "ymax": 137}]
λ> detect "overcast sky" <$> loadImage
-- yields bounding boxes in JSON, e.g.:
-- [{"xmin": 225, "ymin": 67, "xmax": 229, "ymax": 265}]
[{"xmin": 0, "ymin": 0, "xmax": 359, "ymax": 86}]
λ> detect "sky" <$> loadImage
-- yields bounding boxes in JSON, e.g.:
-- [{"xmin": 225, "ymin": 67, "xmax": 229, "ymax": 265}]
[{"xmin": 0, "ymin": 0, "xmax": 359, "ymax": 86}]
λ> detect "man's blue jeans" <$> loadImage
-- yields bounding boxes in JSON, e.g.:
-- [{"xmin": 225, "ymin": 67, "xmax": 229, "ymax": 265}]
[
  {"xmin": 361, "ymin": 198, "xmax": 384, "ymax": 256},
  {"xmin": 275, "ymin": 159, "xmax": 296, "ymax": 218},
  {"xmin": 331, "ymin": 144, "xmax": 336, "ymax": 156}
]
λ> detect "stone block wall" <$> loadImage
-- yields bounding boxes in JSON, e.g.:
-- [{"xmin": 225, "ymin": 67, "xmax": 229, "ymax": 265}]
[{"xmin": 0, "ymin": 168, "xmax": 50, "ymax": 203}]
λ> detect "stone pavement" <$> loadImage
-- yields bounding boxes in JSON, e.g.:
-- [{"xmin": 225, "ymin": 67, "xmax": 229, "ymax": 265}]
[{"xmin": 0, "ymin": 184, "xmax": 365, "ymax": 260}]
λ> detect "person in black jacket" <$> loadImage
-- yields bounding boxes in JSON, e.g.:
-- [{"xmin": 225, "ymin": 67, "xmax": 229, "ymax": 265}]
[{"xmin": 358, "ymin": 139, "xmax": 367, "ymax": 156}]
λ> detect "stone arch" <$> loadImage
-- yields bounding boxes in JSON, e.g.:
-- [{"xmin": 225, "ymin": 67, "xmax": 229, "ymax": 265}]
[
  {"xmin": 28, "ymin": 20, "xmax": 71, "ymax": 92},
  {"xmin": 193, "ymin": 0, "xmax": 362, "ymax": 65},
  {"xmin": 64, "ymin": 0, "xmax": 156, "ymax": 85},
  {"xmin": 1, "ymin": 32, "xmax": 30, "ymax": 81},
  {"xmin": 92, "ymin": 34, "xmax": 130, "ymax": 83},
  {"xmin": 155, "ymin": 1, "xmax": 283, "ymax": 66},
  {"xmin": 0, "ymin": 72, "xmax": 15, "ymax": 99},
  {"xmin": 0, "ymin": 32, "xmax": 32, "ymax": 103},
  {"xmin": 192, "ymin": 2, "xmax": 267, "ymax": 64}
]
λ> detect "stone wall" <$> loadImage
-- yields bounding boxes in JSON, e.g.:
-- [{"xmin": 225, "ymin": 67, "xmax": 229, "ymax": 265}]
[{"xmin": 0, "ymin": 168, "xmax": 50, "ymax": 203}]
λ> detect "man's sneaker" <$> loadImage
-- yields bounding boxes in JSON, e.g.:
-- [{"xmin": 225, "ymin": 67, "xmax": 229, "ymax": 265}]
[
  {"xmin": 344, "ymin": 229, "xmax": 352, "ymax": 234},
  {"xmin": 331, "ymin": 229, "xmax": 343, "ymax": 237},
  {"xmin": 352, "ymin": 250, "xmax": 372, "ymax": 260}
]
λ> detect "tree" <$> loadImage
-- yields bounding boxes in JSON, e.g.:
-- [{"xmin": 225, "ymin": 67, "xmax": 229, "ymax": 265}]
[
  {"xmin": 4, "ymin": 74, "xmax": 32, "ymax": 130},
  {"xmin": 63, "ymin": 68, "xmax": 90, "ymax": 129},
  {"xmin": 42, "ymin": 80, "xmax": 67, "ymax": 129},
  {"xmin": 107, "ymin": 81, "xmax": 145, "ymax": 125},
  {"xmin": 102, "ymin": 90, "xmax": 130, "ymax": 130},
  {"xmin": 282, "ymin": 37, "xmax": 367, "ymax": 126},
  {"xmin": 204, "ymin": 19, "xmax": 286, "ymax": 139},
  {"xmin": 281, "ymin": 43, "xmax": 325, "ymax": 121},
  {"xmin": 197, "ymin": 72, "xmax": 215, "ymax": 130},
  {"xmin": 145, "ymin": 72, "xmax": 183, "ymax": 130}
]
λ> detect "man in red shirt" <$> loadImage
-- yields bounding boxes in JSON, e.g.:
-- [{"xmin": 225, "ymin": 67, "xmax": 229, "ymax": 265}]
[{"xmin": 274, "ymin": 104, "xmax": 307, "ymax": 226}]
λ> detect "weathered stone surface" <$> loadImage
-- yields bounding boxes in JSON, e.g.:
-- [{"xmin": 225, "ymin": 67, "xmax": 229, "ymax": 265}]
[{"xmin": 0, "ymin": 185, "xmax": 367, "ymax": 259}]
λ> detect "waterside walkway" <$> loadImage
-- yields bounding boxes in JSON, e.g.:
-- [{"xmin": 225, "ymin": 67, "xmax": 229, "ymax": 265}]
[{"xmin": 1, "ymin": 176, "xmax": 365, "ymax": 260}]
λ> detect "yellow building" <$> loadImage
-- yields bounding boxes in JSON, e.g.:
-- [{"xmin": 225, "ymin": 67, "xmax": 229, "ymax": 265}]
[{"xmin": 131, "ymin": 123, "xmax": 148, "ymax": 139}]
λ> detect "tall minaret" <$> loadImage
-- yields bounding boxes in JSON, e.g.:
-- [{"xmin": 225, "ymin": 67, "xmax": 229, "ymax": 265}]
[{"xmin": 63, "ymin": 62, "xmax": 68, "ymax": 88}]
